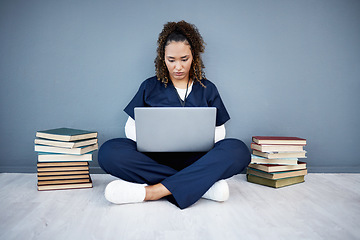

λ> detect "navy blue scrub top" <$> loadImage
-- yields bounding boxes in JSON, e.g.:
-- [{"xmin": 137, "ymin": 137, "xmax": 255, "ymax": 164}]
[{"xmin": 124, "ymin": 76, "xmax": 230, "ymax": 126}]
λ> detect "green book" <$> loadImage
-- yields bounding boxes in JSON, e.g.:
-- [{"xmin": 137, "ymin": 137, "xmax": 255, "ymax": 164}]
[
  {"xmin": 36, "ymin": 128, "xmax": 98, "ymax": 142},
  {"xmin": 247, "ymin": 174, "xmax": 305, "ymax": 188}
]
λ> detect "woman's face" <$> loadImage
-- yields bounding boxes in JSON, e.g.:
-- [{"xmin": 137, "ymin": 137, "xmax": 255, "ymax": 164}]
[{"xmin": 164, "ymin": 41, "xmax": 193, "ymax": 83}]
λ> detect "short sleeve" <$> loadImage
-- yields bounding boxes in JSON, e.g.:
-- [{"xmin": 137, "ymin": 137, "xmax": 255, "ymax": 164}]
[
  {"xmin": 124, "ymin": 81, "xmax": 147, "ymax": 119},
  {"xmin": 207, "ymin": 83, "xmax": 230, "ymax": 126}
]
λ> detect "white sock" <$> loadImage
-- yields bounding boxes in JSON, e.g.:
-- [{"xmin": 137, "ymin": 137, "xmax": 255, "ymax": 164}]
[
  {"xmin": 104, "ymin": 179, "xmax": 147, "ymax": 205},
  {"xmin": 202, "ymin": 179, "xmax": 229, "ymax": 202}
]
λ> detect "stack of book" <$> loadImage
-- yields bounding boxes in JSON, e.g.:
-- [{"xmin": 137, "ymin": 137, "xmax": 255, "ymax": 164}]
[
  {"xmin": 34, "ymin": 127, "xmax": 98, "ymax": 191},
  {"xmin": 247, "ymin": 136, "xmax": 307, "ymax": 188}
]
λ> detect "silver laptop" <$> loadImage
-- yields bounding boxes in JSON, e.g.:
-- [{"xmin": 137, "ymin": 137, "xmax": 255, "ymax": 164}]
[{"xmin": 134, "ymin": 107, "xmax": 217, "ymax": 152}]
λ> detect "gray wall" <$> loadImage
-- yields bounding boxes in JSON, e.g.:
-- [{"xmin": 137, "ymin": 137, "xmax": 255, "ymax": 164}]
[{"xmin": 1, "ymin": 0, "xmax": 359, "ymax": 173}]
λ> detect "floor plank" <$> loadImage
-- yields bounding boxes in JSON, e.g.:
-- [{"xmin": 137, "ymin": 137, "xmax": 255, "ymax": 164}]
[{"xmin": 0, "ymin": 173, "xmax": 359, "ymax": 240}]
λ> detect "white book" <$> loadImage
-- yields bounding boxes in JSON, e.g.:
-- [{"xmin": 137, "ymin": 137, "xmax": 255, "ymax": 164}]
[
  {"xmin": 34, "ymin": 138, "xmax": 98, "ymax": 149},
  {"xmin": 35, "ymin": 144, "xmax": 98, "ymax": 155},
  {"xmin": 37, "ymin": 152, "xmax": 93, "ymax": 162}
]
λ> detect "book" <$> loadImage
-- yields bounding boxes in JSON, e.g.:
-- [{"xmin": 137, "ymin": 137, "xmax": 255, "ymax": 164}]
[
  {"xmin": 34, "ymin": 138, "xmax": 98, "ymax": 149},
  {"xmin": 37, "ymin": 152, "xmax": 93, "ymax": 162},
  {"xmin": 252, "ymin": 136, "xmax": 306, "ymax": 145},
  {"xmin": 247, "ymin": 174, "xmax": 305, "ymax": 188},
  {"xmin": 34, "ymin": 143, "xmax": 98, "ymax": 155},
  {"xmin": 37, "ymin": 162, "xmax": 89, "ymax": 167},
  {"xmin": 37, "ymin": 170, "xmax": 89, "ymax": 176},
  {"xmin": 251, "ymin": 154, "xmax": 298, "ymax": 165},
  {"xmin": 37, "ymin": 179, "xmax": 93, "ymax": 191},
  {"xmin": 37, "ymin": 166, "xmax": 89, "ymax": 172},
  {"xmin": 251, "ymin": 143, "xmax": 304, "ymax": 152},
  {"xmin": 247, "ymin": 167, "xmax": 308, "ymax": 180},
  {"xmin": 38, "ymin": 174, "xmax": 90, "ymax": 181},
  {"xmin": 38, "ymin": 178, "xmax": 91, "ymax": 186},
  {"xmin": 36, "ymin": 128, "xmax": 98, "ymax": 142},
  {"xmin": 252, "ymin": 150, "xmax": 307, "ymax": 159},
  {"xmin": 248, "ymin": 161, "xmax": 307, "ymax": 172}
]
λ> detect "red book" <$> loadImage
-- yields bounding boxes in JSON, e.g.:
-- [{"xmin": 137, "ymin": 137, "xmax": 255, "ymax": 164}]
[{"xmin": 252, "ymin": 136, "xmax": 307, "ymax": 145}]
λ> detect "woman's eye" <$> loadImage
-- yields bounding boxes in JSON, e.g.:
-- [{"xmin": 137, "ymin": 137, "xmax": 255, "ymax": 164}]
[
  {"xmin": 182, "ymin": 59, "xmax": 188, "ymax": 62},
  {"xmin": 168, "ymin": 60, "xmax": 175, "ymax": 63}
]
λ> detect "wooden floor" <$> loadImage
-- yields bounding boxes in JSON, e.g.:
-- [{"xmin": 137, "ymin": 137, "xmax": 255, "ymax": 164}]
[{"xmin": 0, "ymin": 173, "xmax": 359, "ymax": 240}]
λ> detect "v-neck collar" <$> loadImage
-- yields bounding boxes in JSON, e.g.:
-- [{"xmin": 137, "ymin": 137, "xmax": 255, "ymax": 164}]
[{"xmin": 171, "ymin": 81, "xmax": 193, "ymax": 106}]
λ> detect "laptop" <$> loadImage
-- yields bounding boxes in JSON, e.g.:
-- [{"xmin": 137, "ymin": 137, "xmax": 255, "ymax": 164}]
[{"xmin": 134, "ymin": 107, "xmax": 217, "ymax": 152}]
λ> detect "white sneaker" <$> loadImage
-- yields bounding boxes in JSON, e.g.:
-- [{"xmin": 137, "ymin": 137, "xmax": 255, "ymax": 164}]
[
  {"xmin": 202, "ymin": 180, "xmax": 229, "ymax": 202},
  {"xmin": 104, "ymin": 179, "xmax": 147, "ymax": 205}
]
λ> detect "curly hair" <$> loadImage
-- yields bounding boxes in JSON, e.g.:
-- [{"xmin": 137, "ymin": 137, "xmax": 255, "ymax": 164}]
[{"xmin": 154, "ymin": 20, "xmax": 206, "ymax": 87}]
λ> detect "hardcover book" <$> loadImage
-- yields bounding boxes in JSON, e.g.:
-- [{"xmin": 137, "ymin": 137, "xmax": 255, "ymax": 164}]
[
  {"xmin": 247, "ymin": 174, "xmax": 305, "ymax": 188},
  {"xmin": 35, "ymin": 144, "xmax": 98, "ymax": 155},
  {"xmin": 37, "ymin": 166, "xmax": 90, "ymax": 172},
  {"xmin": 252, "ymin": 136, "xmax": 307, "ymax": 145},
  {"xmin": 248, "ymin": 161, "xmax": 307, "ymax": 173},
  {"xmin": 37, "ymin": 170, "xmax": 90, "ymax": 176},
  {"xmin": 37, "ymin": 178, "xmax": 91, "ymax": 186},
  {"xmin": 37, "ymin": 162, "xmax": 89, "ymax": 167},
  {"xmin": 38, "ymin": 174, "xmax": 90, "ymax": 181},
  {"xmin": 252, "ymin": 150, "xmax": 307, "ymax": 159},
  {"xmin": 37, "ymin": 179, "xmax": 93, "ymax": 191},
  {"xmin": 246, "ymin": 167, "xmax": 308, "ymax": 180},
  {"xmin": 37, "ymin": 152, "xmax": 93, "ymax": 162},
  {"xmin": 34, "ymin": 138, "xmax": 98, "ymax": 149},
  {"xmin": 36, "ymin": 128, "xmax": 98, "ymax": 142},
  {"xmin": 251, "ymin": 154, "xmax": 298, "ymax": 165},
  {"xmin": 251, "ymin": 143, "xmax": 304, "ymax": 152}
]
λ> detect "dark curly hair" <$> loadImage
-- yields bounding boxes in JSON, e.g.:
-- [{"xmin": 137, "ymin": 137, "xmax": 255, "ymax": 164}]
[{"xmin": 154, "ymin": 20, "xmax": 206, "ymax": 87}]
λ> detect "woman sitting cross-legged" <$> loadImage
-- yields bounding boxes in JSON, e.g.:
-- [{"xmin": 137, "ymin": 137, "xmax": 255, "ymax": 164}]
[{"xmin": 98, "ymin": 20, "xmax": 251, "ymax": 209}]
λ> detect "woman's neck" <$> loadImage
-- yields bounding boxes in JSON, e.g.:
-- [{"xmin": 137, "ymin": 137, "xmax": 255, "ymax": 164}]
[{"xmin": 171, "ymin": 78, "xmax": 192, "ymax": 89}]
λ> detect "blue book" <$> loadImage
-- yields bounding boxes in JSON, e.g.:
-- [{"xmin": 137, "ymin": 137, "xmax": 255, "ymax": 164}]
[
  {"xmin": 251, "ymin": 154, "xmax": 298, "ymax": 165},
  {"xmin": 36, "ymin": 128, "xmax": 97, "ymax": 142}
]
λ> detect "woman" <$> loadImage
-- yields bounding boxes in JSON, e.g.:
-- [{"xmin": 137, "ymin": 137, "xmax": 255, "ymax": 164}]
[{"xmin": 98, "ymin": 20, "xmax": 250, "ymax": 209}]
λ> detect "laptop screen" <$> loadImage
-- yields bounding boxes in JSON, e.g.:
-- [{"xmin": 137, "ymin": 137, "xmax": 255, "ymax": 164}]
[{"xmin": 134, "ymin": 107, "xmax": 216, "ymax": 152}]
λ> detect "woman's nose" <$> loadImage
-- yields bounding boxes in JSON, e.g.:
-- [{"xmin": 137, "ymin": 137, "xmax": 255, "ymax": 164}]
[{"xmin": 175, "ymin": 62, "xmax": 182, "ymax": 70}]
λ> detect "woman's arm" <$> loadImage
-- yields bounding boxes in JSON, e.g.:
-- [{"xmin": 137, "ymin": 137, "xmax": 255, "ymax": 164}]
[
  {"xmin": 125, "ymin": 116, "xmax": 136, "ymax": 142},
  {"xmin": 215, "ymin": 124, "xmax": 226, "ymax": 143}
]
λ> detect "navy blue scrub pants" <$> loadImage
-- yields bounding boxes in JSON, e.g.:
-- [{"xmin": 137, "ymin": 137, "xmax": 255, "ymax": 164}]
[{"xmin": 98, "ymin": 138, "xmax": 250, "ymax": 209}]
